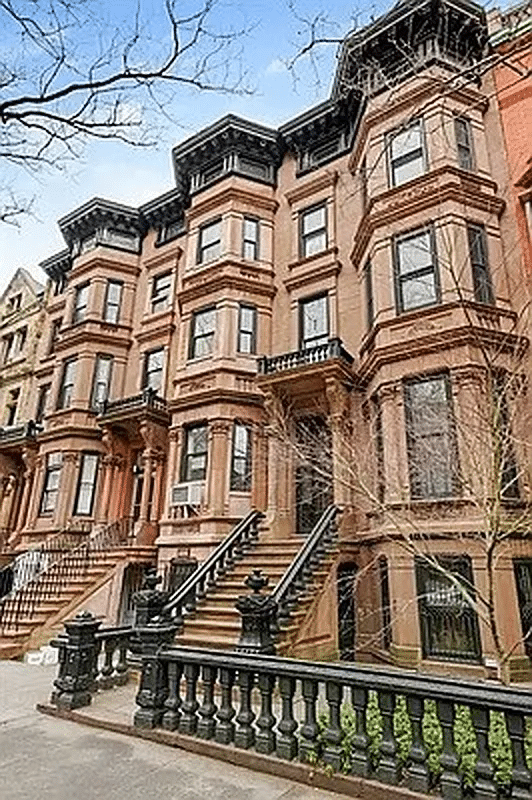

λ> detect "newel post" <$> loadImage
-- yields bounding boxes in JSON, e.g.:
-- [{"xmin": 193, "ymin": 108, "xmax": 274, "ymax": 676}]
[
  {"xmin": 235, "ymin": 569, "xmax": 277, "ymax": 655},
  {"xmin": 50, "ymin": 610, "xmax": 101, "ymax": 710},
  {"xmin": 133, "ymin": 617, "xmax": 178, "ymax": 729},
  {"xmin": 133, "ymin": 566, "xmax": 170, "ymax": 626}
]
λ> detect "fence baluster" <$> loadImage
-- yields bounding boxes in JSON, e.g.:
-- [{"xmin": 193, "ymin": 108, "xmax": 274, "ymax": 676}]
[
  {"xmin": 506, "ymin": 711, "xmax": 531, "ymax": 800},
  {"xmin": 299, "ymin": 678, "xmax": 319, "ymax": 764},
  {"xmin": 179, "ymin": 662, "xmax": 199, "ymax": 734},
  {"xmin": 235, "ymin": 669, "xmax": 256, "ymax": 749},
  {"xmin": 470, "ymin": 706, "xmax": 497, "ymax": 800},
  {"xmin": 215, "ymin": 667, "xmax": 236, "ymax": 744},
  {"xmin": 162, "ymin": 660, "xmax": 182, "ymax": 731},
  {"xmin": 350, "ymin": 686, "xmax": 371, "ymax": 777},
  {"xmin": 437, "ymin": 700, "xmax": 461, "ymax": 800},
  {"xmin": 115, "ymin": 635, "xmax": 129, "ymax": 686},
  {"xmin": 276, "ymin": 676, "xmax": 297, "ymax": 760},
  {"xmin": 197, "ymin": 665, "xmax": 218, "ymax": 740},
  {"xmin": 405, "ymin": 695, "xmax": 430, "ymax": 793},
  {"xmin": 323, "ymin": 681, "xmax": 343, "ymax": 772},
  {"xmin": 256, "ymin": 673, "xmax": 276, "ymax": 755},
  {"xmin": 99, "ymin": 637, "xmax": 116, "ymax": 689},
  {"xmin": 377, "ymin": 690, "xmax": 400, "ymax": 785}
]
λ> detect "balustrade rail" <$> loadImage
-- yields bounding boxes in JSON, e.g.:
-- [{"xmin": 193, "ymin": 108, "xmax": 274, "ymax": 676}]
[
  {"xmin": 257, "ymin": 338, "xmax": 354, "ymax": 376},
  {"xmin": 99, "ymin": 388, "xmax": 168, "ymax": 416},
  {"xmin": 0, "ymin": 518, "xmax": 133, "ymax": 634},
  {"xmin": 162, "ymin": 511, "xmax": 264, "ymax": 626},
  {"xmin": 0, "ymin": 419, "xmax": 40, "ymax": 444},
  {"xmin": 139, "ymin": 645, "xmax": 532, "ymax": 799},
  {"xmin": 273, "ymin": 505, "xmax": 340, "ymax": 630}
]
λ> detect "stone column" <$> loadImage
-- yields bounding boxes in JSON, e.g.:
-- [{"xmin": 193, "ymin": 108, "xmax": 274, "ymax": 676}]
[
  {"xmin": 451, "ymin": 365, "xmax": 485, "ymax": 500},
  {"xmin": 12, "ymin": 448, "xmax": 37, "ymax": 539},
  {"xmin": 325, "ymin": 377, "xmax": 352, "ymax": 507},
  {"xmin": 26, "ymin": 454, "xmax": 45, "ymax": 530},
  {"xmin": 206, "ymin": 420, "xmax": 231, "ymax": 516},
  {"xmin": 150, "ymin": 452, "xmax": 166, "ymax": 523},
  {"xmin": 378, "ymin": 383, "xmax": 405, "ymax": 505},
  {"xmin": 108, "ymin": 456, "xmax": 126, "ymax": 521},
  {"xmin": 251, "ymin": 423, "xmax": 268, "ymax": 511},
  {"xmin": 138, "ymin": 449, "xmax": 154, "ymax": 525},
  {"xmin": 0, "ymin": 473, "xmax": 18, "ymax": 546},
  {"xmin": 263, "ymin": 390, "xmax": 291, "ymax": 536},
  {"xmin": 163, "ymin": 427, "xmax": 181, "ymax": 519}
]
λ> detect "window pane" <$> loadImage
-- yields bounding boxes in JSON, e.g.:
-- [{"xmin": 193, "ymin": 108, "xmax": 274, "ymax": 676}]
[
  {"xmin": 202, "ymin": 221, "xmax": 221, "ymax": 247},
  {"xmin": 391, "ymin": 123, "xmax": 422, "ymax": 160},
  {"xmin": 244, "ymin": 218, "xmax": 258, "ymax": 241},
  {"xmin": 302, "ymin": 206, "xmax": 326, "ymax": 235},
  {"xmin": 302, "ymin": 295, "xmax": 328, "ymax": 345},
  {"xmin": 398, "ymin": 232, "xmax": 432, "ymax": 275},
  {"xmin": 304, "ymin": 231, "xmax": 327, "ymax": 257},
  {"xmin": 392, "ymin": 156, "xmax": 424, "ymax": 185},
  {"xmin": 401, "ymin": 273, "xmax": 437, "ymax": 310}
]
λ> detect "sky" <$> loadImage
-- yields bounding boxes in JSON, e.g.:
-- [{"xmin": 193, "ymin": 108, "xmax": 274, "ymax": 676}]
[{"xmin": 0, "ymin": 0, "xmax": 496, "ymax": 293}]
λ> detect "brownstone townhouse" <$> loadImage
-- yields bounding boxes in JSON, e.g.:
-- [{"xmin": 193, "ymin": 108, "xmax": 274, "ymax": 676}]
[{"xmin": 1, "ymin": 0, "xmax": 532, "ymax": 681}]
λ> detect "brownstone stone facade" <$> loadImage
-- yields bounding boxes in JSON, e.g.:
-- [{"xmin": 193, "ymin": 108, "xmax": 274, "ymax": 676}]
[{"xmin": 2, "ymin": 0, "xmax": 532, "ymax": 679}]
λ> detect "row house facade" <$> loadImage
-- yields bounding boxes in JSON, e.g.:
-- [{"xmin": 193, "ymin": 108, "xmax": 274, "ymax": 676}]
[{"xmin": 2, "ymin": 0, "xmax": 532, "ymax": 679}]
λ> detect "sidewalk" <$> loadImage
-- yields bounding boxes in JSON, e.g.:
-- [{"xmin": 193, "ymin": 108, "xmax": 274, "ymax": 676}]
[{"xmin": 0, "ymin": 661, "xmax": 353, "ymax": 800}]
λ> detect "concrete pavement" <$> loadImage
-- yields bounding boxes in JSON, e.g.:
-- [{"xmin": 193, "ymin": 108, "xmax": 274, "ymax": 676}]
[{"xmin": 0, "ymin": 661, "xmax": 353, "ymax": 800}]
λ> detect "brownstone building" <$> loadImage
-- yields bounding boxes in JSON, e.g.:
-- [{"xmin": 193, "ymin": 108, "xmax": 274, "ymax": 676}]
[{"xmin": 1, "ymin": 0, "xmax": 532, "ymax": 680}]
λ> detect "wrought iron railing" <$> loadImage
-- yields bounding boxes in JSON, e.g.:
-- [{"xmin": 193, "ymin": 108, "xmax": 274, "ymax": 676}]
[
  {"xmin": 162, "ymin": 511, "xmax": 264, "ymax": 626},
  {"xmin": 257, "ymin": 338, "xmax": 353, "ymax": 376},
  {"xmin": 98, "ymin": 387, "xmax": 168, "ymax": 417},
  {"xmin": 0, "ymin": 419, "xmax": 41, "ymax": 444},
  {"xmin": 0, "ymin": 518, "xmax": 133, "ymax": 635},
  {"xmin": 273, "ymin": 504, "xmax": 340, "ymax": 629}
]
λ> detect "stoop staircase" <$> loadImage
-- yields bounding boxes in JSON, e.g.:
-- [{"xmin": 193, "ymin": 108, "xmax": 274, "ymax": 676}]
[
  {"xmin": 0, "ymin": 521, "xmax": 155, "ymax": 659},
  {"xmin": 169, "ymin": 506, "xmax": 340, "ymax": 654}
]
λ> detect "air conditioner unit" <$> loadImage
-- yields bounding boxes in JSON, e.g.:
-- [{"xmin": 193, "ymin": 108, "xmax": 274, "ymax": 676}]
[{"xmin": 171, "ymin": 482, "xmax": 204, "ymax": 507}]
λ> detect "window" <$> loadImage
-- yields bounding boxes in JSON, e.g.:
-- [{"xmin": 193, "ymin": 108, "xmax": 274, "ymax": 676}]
[
  {"xmin": 379, "ymin": 556, "xmax": 392, "ymax": 650},
  {"xmin": 364, "ymin": 259, "xmax": 374, "ymax": 329},
  {"xmin": 35, "ymin": 384, "xmax": 50, "ymax": 423},
  {"xmin": 415, "ymin": 555, "xmax": 481, "ymax": 662},
  {"xmin": 300, "ymin": 294, "xmax": 328, "ymax": 349},
  {"xmin": 151, "ymin": 272, "xmax": 172, "ymax": 314},
  {"xmin": 394, "ymin": 227, "xmax": 439, "ymax": 312},
  {"xmin": 237, "ymin": 304, "xmax": 257, "ymax": 354},
  {"xmin": 189, "ymin": 307, "xmax": 216, "ymax": 359},
  {"xmin": 48, "ymin": 318, "xmax": 62, "ymax": 355},
  {"xmin": 142, "ymin": 349, "xmax": 164, "ymax": 393},
  {"xmin": 242, "ymin": 218, "xmax": 259, "ymax": 260},
  {"xmin": 492, "ymin": 372, "xmax": 519, "ymax": 499},
  {"xmin": 40, "ymin": 453, "xmax": 62, "ymax": 515},
  {"xmin": 455, "ymin": 117, "xmax": 475, "ymax": 171},
  {"xmin": 91, "ymin": 355, "xmax": 113, "ymax": 410},
  {"xmin": 181, "ymin": 424, "xmax": 208, "ymax": 482},
  {"xmin": 53, "ymin": 275, "xmax": 66, "ymax": 296},
  {"xmin": 300, "ymin": 204, "xmax": 327, "ymax": 258},
  {"xmin": 230, "ymin": 422, "xmax": 252, "ymax": 491},
  {"xmin": 5, "ymin": 388, "xmax": 20, "ymax": 426},
  {"xmin": 197, "ymin": 219, "xmax": 221, "ymax": 264},
  {"xmin": 73, "ymin": 453, "xmax": 99, "ymax": 515},
  {"xmin": 72, "ymin": 283, "xmax": 89, "ymax": 324},
  {"xmin": 7, "ymin": 294, "xmax": 22, "ymax": 313},
  {"xmin": 2, "ymin": 334, "xmax": 14, "ymax": 364},
  {"xmin": 57, "ymin": 358, "xmax": 77, "ymax": 409},
  {"xmin": 513, "ymin": 560, "xmax": 532, "ymax": 653},
  {"xmin": 103, "ymin": 280, "xmax": 123, "ymax": 324},
  {"xmin": 467, "ymin": 223, "xmax": 493, "ymax": 304},
  {"xmin": 404, "ymin": 374, "xmax": 458, "ymax": 499},
  {"xmin": 388, "ymin": 119, "xmax": 426, "ymax": 187},
  {"xmin": 14, "ymin": 327, "xmax": 27, "ymax": 356}
]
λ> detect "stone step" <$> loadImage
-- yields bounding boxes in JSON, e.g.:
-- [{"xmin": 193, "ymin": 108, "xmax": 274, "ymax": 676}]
[{"xmin": 174, "ymin": 634, "xmax": 235, "ymax": 650}]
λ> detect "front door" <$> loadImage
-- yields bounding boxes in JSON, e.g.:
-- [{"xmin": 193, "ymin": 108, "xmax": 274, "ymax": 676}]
[{"xmin": 295, "ymin": 416, "xmax": 333, "ymax": 535}]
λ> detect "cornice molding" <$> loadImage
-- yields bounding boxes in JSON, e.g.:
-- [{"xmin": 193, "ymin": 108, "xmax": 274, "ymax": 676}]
[
  {"xmin": 186, "ymin": 182, "xmax": 278, "ymax": 222},
  {"xmin": 284, "ymin": 257, "xmax": 342, "ymax": 292},
  {"xmin": 284, "ymin": 170, "xmax": 339, "ymax": 206},
  {"xmin": 179, "ymin": 260, "xmax": 276, "ymax": 304},
  {"xmin": 69, "ymin": 253, "xmax": 140, "ymax": 282}
]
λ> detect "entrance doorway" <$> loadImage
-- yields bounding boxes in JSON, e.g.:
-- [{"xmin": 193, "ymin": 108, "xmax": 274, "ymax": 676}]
[{"xmin": 294, "ymin": 416, "xmax": 333, "ymax": 535}]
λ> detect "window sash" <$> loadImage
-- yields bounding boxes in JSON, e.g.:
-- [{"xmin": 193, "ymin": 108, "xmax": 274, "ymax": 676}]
[
  {"xmin": 238, "ymin": 305, "xmax": 257, "ymax": 354},
  {"xmin": 198, "ymin": 220, "xmax": 221, "ymax": 264},
  {"xmin": 58, "ymin": 359, "xmax": 77, "ymax": 409},
  {"xmin": 242, "ymin": 218, "xmax": 259, "ymax": 260},
  {"xmin": 455, "ymin": 117, "xmax": 474, "ymax": 171},
  {"xmin": 151, "ymin": 272, "xmax": 172, "ymax": 313},
  {"xmin": 404, "ymin": 375, "xmax": 458, "ymax": 499},
  {"xmin": 73, "ymin": 284, "xmax": 89, "ymax": 323},
  {"xmin": 395, "ymin": 228, "xmax": 439, "ymax": 312},
  {"xmin": 300, "ymin": 205, "xmax": 327, "ymax": 258},
  {"xmin": 300, "ymin": 294, "xmax": 329, "ymax": 348},
  {"xmin": 91, "ymin": 356, "xmax": 113, "ymax": 409},
  {"xmin": 74, "ymin": 453, "xmax": 99, "ymax": 515},
  {"xmin": 181, "ymin": 425, "xmax": 208, "ymax": 482},
  {"xmin": 104, "ymin": 281, "xmax": 122, "ymax": 323},
  {"xmin": 143, "ymin": 349, "xmax": 164, "ymax": 392},
  {"xmin": 40, "ymin": 454, "xmax": 63, "ymax": 514},
  {"xmin": 389, "ymin": 120, "xmax": 426, "ymax": 187},
  {"xmin": 190, "ymin": 308, "xmax": 216, "ymax": 359},
  {"xmin": 230, "ymin": 422, "xmax": 252, "ymax": 491},
  {"xmin": 36, "ymin": 384, "xmax": 50, "ymax": 423},
  {"xmin": 467, "ymin": 224, "xmax": 493, "ymax": 304}
]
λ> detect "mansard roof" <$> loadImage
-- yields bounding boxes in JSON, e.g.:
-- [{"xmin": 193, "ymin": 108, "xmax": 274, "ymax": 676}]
[
  {"xmin": 172, "ymin": 114, "xmax": 282, "ymax": 194},
  {"xmin": 332, "ymin": 0, "xmax": 487, "ymax": 98},
  {"xmin": 58, "ymin": 197, "xmax": 144, "ymax": 248}
]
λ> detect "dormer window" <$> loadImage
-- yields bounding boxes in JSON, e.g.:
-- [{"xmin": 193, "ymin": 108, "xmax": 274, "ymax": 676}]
[{"xmin": 7, "ymin": 294, "xmax": 22, "ymax": 313}]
